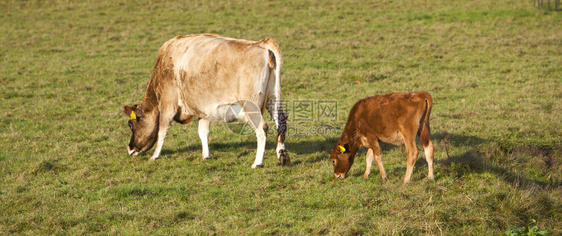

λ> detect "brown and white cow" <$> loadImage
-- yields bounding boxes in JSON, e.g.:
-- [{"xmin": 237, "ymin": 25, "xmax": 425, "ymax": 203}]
[
  {"xmin": 123, "ymin": 34, "xmax": 290, "ymax": 168},
  {"xmin": 330, "ymin": 91, "xmax": 434, "ymax": 183}
]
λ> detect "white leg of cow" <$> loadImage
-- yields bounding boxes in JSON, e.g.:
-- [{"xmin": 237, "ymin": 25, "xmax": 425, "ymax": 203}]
[
  {"xmin": 251, "ymin": 116, "xmax": 267, "ymax": 168},
  {"xmin": 149, "ymin": 116, "xmax": 173, "ymax": 161},
  {"xmin": 424, "ymin": 140, "xmax": 434, "ymax": 180},
  {"xmin": 198, "ymin": 118, "xmax": 211, "ymax": 160}
]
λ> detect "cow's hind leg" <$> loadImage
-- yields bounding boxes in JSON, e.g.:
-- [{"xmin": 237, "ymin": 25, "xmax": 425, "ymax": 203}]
[
  {"xmin": 238, "ymin": 101, "xmax": 268, "ymax": 168},
  {"xmin": 198, "ymin": 118, "xmax": 211, "ymax": 160},
  {"xmin": 248, "ymin": 114, "xmax": 267, "ymax": 168},
  {"xmin": 267, "ymin": 99, "xmax": 290, "ymax": 166}
]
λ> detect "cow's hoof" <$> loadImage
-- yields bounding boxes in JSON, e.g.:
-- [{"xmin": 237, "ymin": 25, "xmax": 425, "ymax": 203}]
[
  {"xmin": 252, "ymin": 163, "xmax": 264, "ymax": 168},
  {"xmin": 279, "ymin": 149, "xmax": 290, "ymax": 166}
]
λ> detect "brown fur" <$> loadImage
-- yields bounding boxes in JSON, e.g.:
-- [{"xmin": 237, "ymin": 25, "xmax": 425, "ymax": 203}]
[{"xmin": 330, "ymin": 91, "xmax": 434, "ymax": 183}]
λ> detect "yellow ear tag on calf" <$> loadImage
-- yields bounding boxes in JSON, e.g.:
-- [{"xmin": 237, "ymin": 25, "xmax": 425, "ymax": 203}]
[
  {"xmin": 130, "ymin": 111, "xmax": 136, "ymax": 120},
  {"xmin": 338, "ymin": 145, "xmax": 346, "ymax": 153}
]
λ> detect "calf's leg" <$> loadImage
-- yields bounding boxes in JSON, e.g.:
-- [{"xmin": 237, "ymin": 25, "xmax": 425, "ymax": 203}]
[
  {"xmin": 365, "ymin": 142, "xmax": 387, "ymax": 180},
  {"xmin": 423, "ymin": 140, "xmax": 434, "ymax": 180},
  {"xmin": 419, "ymin": 121, "xmax": 434, "ymax": 180},
  {"xmin": 364, "ymin": 148, "xmax": 375, "ymax": 179},
  {"xmin": 402, "ymin": 133, "xmax": 419, "ymax": 183},
  {"xmin": 373, "ymin": 147, "xmax": 387, "ymax": 180}
]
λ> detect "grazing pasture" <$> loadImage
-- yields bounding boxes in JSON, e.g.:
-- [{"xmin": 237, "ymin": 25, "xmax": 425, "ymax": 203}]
[{"xmin": 1, "ymin": 0, "xmax": 560, "ymax": 234}]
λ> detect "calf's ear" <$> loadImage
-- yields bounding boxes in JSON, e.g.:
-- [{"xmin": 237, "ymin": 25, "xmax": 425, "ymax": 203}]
[
  {"xmin": 336, "ymin": 142, "xmax": 350, "ymax": 154},
  {"xmin": 338, "ymin": 145, "xmax": 346, "ymax": 153}
]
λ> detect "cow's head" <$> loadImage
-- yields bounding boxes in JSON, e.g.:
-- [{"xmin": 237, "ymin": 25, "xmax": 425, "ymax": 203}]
[
  {"xmin": 123, "ymin": 105, "xmax": 158, "ymax": 156},
  {"xmin": 330, "ymin": 142, "xmax": 354, "ymax": 178}
]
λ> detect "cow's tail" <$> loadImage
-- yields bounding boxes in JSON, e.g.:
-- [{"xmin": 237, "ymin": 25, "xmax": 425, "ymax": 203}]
[
  {"xmin": 261, "ymin": 39, "xmax": 283, "ymax": 103},
  {"xmin": 259, "ymin": 39, "xmax": 285, "ymax": 128},
  {"xmin": 419, "ymin": 92, "xmax": 433, "ymax": 147},
  {"xmin": 260, "ymin": 38, "xmax": 290, "ymax": 165}
]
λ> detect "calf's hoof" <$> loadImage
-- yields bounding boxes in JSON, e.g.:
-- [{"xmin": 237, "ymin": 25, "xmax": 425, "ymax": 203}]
[{"xmin": 278, "ymin": 149, "xmax": 290, "ymax": 166}]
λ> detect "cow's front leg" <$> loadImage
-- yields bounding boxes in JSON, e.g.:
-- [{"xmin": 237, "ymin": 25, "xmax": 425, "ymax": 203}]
[
  {"xmin": 198, "ymin": 118, "xmax": 211, "ymax": 160},
  {"xmin": 149, "ymin": 114, "xmax": 174, "ymax": 161}
]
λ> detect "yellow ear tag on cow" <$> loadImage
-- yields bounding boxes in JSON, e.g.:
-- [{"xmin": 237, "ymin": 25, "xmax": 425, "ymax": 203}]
[
  {"xmin": 130, "ymin": 111, "xmax": 136, "ymax": 120},
  {"xmin": 338, "ymin": 145, "xmax": 346, "ymax": 153}
]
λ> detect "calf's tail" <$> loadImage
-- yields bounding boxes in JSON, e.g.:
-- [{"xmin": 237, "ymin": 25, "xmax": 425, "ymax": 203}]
[{"xmin": 419, "ymin": 92, "xmax": 433, "ymax": 147}]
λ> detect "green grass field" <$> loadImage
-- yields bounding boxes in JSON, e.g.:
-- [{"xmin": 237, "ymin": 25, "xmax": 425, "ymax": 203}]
[{"xmin": 1, "ymin": 0, "xmax": 561, "ymax": 234}]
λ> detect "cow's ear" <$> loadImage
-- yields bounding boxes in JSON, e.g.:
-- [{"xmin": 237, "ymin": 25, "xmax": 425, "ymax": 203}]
[
  {"xmin": 123, "ymin": 105, "xmax": 143, "ymax": 119},
  {"xmin": 123, "ymin": 105, "xmax": 134, "ymax": 117},
  {"xmin": 132, "ymin": 105, "xmax": 143, "ymax": 118}
]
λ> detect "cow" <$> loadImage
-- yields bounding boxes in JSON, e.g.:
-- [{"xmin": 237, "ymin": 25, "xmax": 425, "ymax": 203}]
[
  {"xmin": 329, "ymin": 91, "xmax": 434, "ymax": 183},
  {"xmin": 122, "ymin": 34, "xmax": 290, "ymax": 168}
]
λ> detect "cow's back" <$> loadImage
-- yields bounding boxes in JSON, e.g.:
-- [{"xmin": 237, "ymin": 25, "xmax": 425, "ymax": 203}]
[{"xmin": 155, "ymin": 34, "xmax": 274, "ymax": 121}]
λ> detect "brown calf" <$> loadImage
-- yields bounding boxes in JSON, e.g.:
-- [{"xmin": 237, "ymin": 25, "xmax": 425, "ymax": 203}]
[{"xmin": 330, "ymin": 91, "xmax": 434, "ymax": 183}]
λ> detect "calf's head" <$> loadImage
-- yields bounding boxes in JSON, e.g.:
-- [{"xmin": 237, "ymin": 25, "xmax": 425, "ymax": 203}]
[
  {"xmin": 123, "ymin": 105, "xmax": 158, "ymax": 156},
  {"xmin": 330, "ymin": 142, "xmax": 354, "ymax": 178}
]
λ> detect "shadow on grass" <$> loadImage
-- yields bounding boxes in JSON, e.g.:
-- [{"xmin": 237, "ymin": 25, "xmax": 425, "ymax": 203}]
[
  {"xmin": 158, "ymin": 130, "xmax": 560, "ymax": 190},
  {"xmin": 433, "ymin": 131, "xmax": 561, "ymax": 190},
  {"xmin": 159, "ymin": 132, "xmax": 339, "ymax": 165}
]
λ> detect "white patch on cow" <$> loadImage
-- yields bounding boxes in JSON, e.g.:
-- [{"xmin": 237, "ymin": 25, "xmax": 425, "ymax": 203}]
[
  {"xmin": 276, "ymin": 142, "xmax": 286, "ymax": 159},
  {"xmin": 177, "ymin": 91, "xmax": 183, "ymax": 108},
  {"xmin": 127, "ymin": 146, "xmax": 140, "ymax": 156},
  {"xmin": 127, "ymin": 145, "xmax": 135, "ymax": 155}
]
